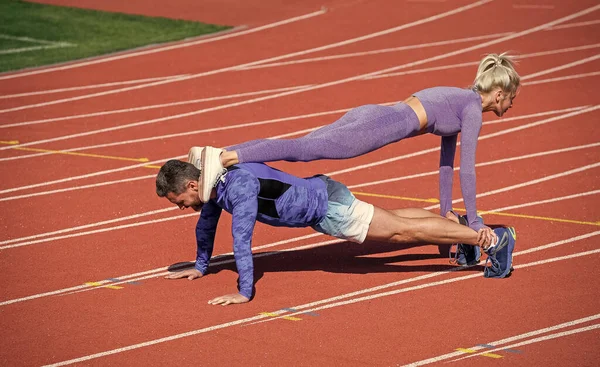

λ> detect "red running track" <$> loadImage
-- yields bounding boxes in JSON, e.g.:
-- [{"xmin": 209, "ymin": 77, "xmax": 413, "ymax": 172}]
[{"xmin": 1, "ymin": 0, "xmax": 599, "ymax": 366}]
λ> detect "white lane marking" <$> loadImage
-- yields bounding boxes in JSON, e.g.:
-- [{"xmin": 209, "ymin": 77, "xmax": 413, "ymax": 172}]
[
  {"xmin": 523, "ymin": 54, "xmax": 600, "ymax": 80},
  {"xmin": 0, "ymin": 75, "xmax": 190, "ymax": 99},
  {"xmin": 0, "ymin": 85, "xmax": 313, "ymax": 129},
  {"xmin": 0, "ymin": 34, "xmax": 73, "ymax": 45},
  {"xmin": 451, "ymin": 324, "xmax": 600, "ymax": 362},
  {"xmin": 0, "ymin": 211, "xmax": 199, "ymax": 250},
  {"xmin": 0, "ymin": 0, "xmax": 492, "ymax": 113},
  {"xmin": 0, "ymin": 207, "xmax": 177, "ymax": 245},
  {"xmin": 490, "ymin": 189, "xmax": 600, "ymax": 213},
  {"xmin": 402, "ymin": 313, "xmax": 600, "ymax": 366},
  {"xmin": 424, "ymin": 162, "xmax": 600, "ymax": 211},
  {"xmin": 41, "ymin": 235, "xmax": 600, "ymax": 367},
  {"xmin": 348, "ymin": 142, "xmax": 600, "ymax": 189},
  {"xmin": 523, "ymin": 71, "xmax": 600, "ymax": 86},
  {"xmin": 240, "ymin": 32, "xmax": 511, "ymax": 70},
  {"xmin": 369, "ymin": 43, "xmax": 600, "ymax": 80},
  {"xmin": 0, "ymin": 9, "xmax": 326, "ymax": 81},
  {"xmin": 0, "ymin": 43, "xmax": 74, "ymax": 55},
  {"xmin": 548, "ymin": 19, "xmax": 600, "ymax": 30},
  {"xmin": 0, "ymin": 174, "xmax": 156, "ymax": 202}
]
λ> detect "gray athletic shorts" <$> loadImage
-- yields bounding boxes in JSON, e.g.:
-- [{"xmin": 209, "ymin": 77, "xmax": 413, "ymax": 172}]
[{"xmin": 311, "ymin": 176, "xmax": 374, "ymax": 244}]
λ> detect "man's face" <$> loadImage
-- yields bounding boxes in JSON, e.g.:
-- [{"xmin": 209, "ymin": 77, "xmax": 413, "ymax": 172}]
[{"xmin": 166, "ymin": 180, "xmax": 203, "ymax": 211}]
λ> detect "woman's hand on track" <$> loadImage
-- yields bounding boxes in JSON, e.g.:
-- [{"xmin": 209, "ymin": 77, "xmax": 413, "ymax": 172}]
[{"xmin": 208, "ymin": 293, "xmax": 250, "ymax": 306}]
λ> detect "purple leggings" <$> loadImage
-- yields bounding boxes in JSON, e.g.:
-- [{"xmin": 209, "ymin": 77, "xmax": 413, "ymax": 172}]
[{"xmin": 230, "ymin": 103, "xmax": 421, "ymax": 163}]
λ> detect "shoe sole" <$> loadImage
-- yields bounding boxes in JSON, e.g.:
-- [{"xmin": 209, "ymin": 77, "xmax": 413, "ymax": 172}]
[
  {"xmin": 188, "ymin": 146, "xmax": 203, "ymax": 168},
  {"xmin": 200, "ymin": 147, "xmax": 221, "ymax": 203}
]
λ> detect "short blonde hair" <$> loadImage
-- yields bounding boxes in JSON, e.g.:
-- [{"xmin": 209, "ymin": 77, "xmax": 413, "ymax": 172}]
[{"xmin": 472, "ymin": 53, "xmax": 520, "ymax": 95}]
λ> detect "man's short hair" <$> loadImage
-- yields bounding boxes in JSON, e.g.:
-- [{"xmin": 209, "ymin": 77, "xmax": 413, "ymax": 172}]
[{"xmin": 156, "ymin": 160, "xmax": 200, "ymax": 197}]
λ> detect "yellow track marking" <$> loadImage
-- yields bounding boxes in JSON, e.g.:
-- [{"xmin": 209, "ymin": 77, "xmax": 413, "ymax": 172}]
[
  {"xmin": 0, "ymin": 140, "xmax": 148, "ymax": 162},
  {"xmin": 456, "ymin": 348, "xmax": 476, "ymax": 353},
  {"xmin": 0, "ymin": 140, "xmax": 19, "ymax": 145},
  {"xmin": 259, "ymin": 312, "xmax": 302, "ymax": 321},
  {"xmin": 481, "ymin": 352, "xmax": 504, "ymax": 359}
]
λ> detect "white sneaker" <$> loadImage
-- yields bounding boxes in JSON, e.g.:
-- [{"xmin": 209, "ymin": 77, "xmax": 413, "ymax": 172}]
[
  {"xmin": 200, "ymin": 146, "xmax": 226, "ymax": 203},
  {"xmin": 188, "ymin": 146, "xmax": 204, "ymax": 169}
]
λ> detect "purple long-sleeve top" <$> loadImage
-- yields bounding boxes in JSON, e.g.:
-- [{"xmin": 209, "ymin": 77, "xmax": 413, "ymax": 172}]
[{"xmin": 413, "ymin": 87, "xmax": 484, "ymax": 230}]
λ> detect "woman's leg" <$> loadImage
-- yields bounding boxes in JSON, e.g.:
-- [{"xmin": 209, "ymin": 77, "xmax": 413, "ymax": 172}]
[{"xmin": 225, "ymin": 104, "xmax": 421, "ymax": 166}]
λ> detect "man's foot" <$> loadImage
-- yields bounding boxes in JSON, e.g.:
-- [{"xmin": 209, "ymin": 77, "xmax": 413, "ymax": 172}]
[
  {"xmin": 199, "ymin": 146, "xmax": 226, "ymax": 203},
  {"xmin": 483, "ymin": 227, "xmax": 516, "ymax": 278},
  {"xmin": 188, "ymin": 146, "xmax": 204, "ymax": 169}
]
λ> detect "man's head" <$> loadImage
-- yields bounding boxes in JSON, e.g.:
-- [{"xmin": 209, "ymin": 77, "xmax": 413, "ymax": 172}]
[{"xmin": 156, "ymin": 160, "xmax": 203, "ymax": 211}]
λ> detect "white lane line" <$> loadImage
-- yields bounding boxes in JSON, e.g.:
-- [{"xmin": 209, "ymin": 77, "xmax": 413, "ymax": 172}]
[
  {"xmin": 402, "ymin": 313, "xmax": 600, "ymax": 366},
  {"xmin": 0, "ymin": 207, "xmax": 177, "ymax": 245},
  {"xmin": 0, "ymin": 34, "xmax": 72, "ymax": 45},
  {"xmin": 41, "ymin": 234, "xmax": 600, "ymax": 367},
  {"xmin": 523, "ymin": 54, "xmax": 600, "ymax": 80},
  {"xmin": 0, "ymin": 43, "xmax": 74, "ymax": 55},
  {"xmin": 523, "ymin": 71, "xmax": 600, "ymax": 86},
  {"xmin": 0, "ymin": 174, "xmax": 156, "ymax": 202},
  {"xmin": 0, "ymin": 75, "xmax": 190, "ymax": 99},
  {"xmin": 369, "ymin": 43, "xmax": 600, "ymax": 80},
  {"xmin": 0, "ymin": 9, "xmax": 326, "ymax": 81},
  {"xmin": 549, "ymin": 19, "xmax": 600, "ymax": 30},
  {"xmin": 451, "ymin": 324, "xmax": 600, "ymax": 362},
  {"xmin": 240, "ymin": 32, "xmax": 511, "ymax": 70},
  {"xmin": 348, "ymin": 142, "xmax": 600, "ymax": 189},
  {"xmin": 0, "ymin": 211, "xmax": 199, "ymax": 250},
  {"xmin": 0, "ymin": 85, "xmax": 313, "ymax": 129},
  {"xmin": 489, "ymin": 189, "xmax": 600, "ymax": 213},
  {"xmin": 0, "ymin": 0, "xmax": 492, "ymax": 113},
  {"xmin": 425, "ymin": 162, "xmax": 600, "ymax": 211}
]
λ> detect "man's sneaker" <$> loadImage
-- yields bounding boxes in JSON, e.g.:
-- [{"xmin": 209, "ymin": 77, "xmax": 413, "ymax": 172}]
[
  {"xmin": 199, "ymin": 146, "xmax": 226, "ymax": 203},
  {"xmin": 188, "ymin": 146, "xmax": 204, "ymax": 169},
  {"xmin": 483, "ymin": 227, "xmax": 516, "ymax": 278}
]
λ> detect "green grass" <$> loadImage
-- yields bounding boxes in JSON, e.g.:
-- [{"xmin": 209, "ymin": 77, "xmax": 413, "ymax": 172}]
[{"xmin": 0, "ymin": 0, "xmax": 231, "ymax": 73}]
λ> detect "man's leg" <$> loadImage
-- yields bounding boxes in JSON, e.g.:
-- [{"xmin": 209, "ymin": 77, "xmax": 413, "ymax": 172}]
[{"xmin": 365, "ymin": 206, "xmax": 483, "ymax": 246}]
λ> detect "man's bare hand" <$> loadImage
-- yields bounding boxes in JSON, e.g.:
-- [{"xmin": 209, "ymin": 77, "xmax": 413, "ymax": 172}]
[
  {"xmin": 477, "ymin": 227, "xmax": 497, "ymax": 249},
  {"xmin": 208, "ymin": 293, "xmax": 249, "ymax": 306},
  {"xmin": 164, "ymin": 269, "xmax": 203, "ymax": 280}
]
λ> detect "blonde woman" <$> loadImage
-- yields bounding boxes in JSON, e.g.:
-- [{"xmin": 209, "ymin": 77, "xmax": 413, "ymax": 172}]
[{"xmin": 193, "ymin": 53, "xmax": 520, "ymax": 257}]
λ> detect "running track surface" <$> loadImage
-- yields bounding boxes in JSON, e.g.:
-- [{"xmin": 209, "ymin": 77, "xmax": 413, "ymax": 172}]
[{"xmin": 1, "ymin": 0, "xmax": 599, "ymax": 366}]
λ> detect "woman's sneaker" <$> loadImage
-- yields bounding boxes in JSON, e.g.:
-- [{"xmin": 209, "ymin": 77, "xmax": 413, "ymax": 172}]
[
  {"xmin": 199, "ymin": 146, "xmax": 226, "ymax": 203},
  {"xmin": 188, "ymin": 146, "xmax": 204, "ymax": 169},
  {"xmin": 447, "ymin": 211, "xmax": 481, "ymax": 266},
  {"xmin": 483, "ymin": 227, "xmax": 516, "ymax": 278}
]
